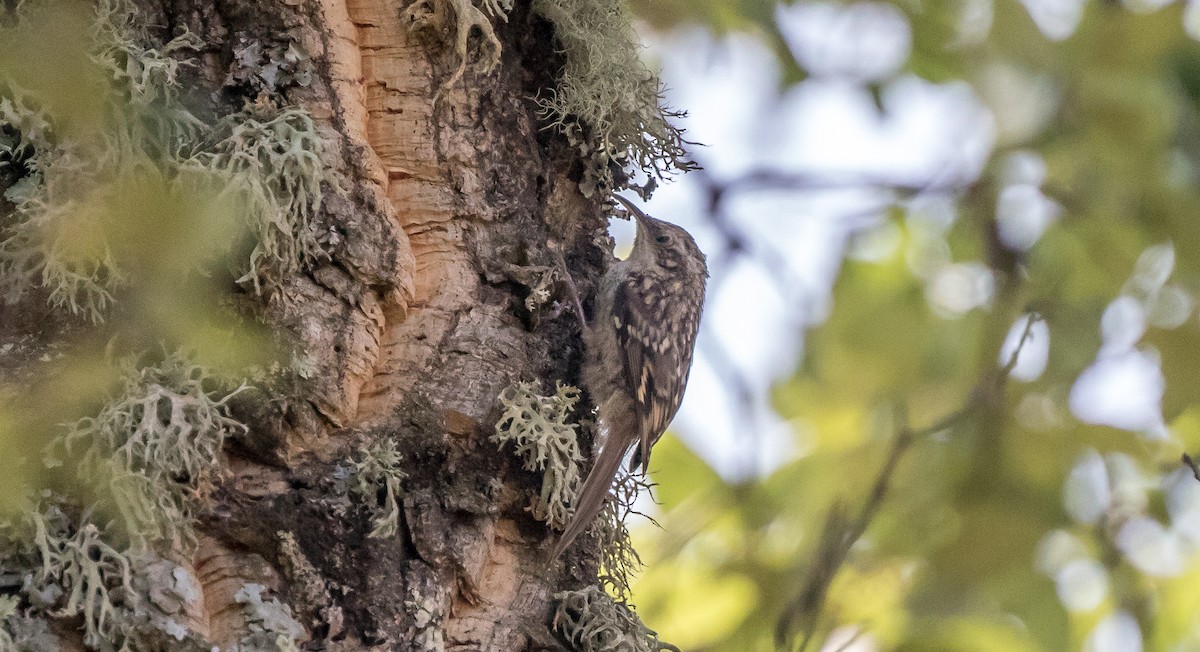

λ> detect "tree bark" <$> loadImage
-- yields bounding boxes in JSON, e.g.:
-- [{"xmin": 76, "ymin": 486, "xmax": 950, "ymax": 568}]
[
  {"xmin": 0, "ymin": 0, "xmax": 617, "ymax": 649},
  {"xmin": 203, "ymin": 0, "xmax": 608, "ymax": 649}
]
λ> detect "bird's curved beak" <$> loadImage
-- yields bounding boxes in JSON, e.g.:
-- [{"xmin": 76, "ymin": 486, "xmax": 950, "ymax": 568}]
[
  {"xmin": 614, "ymin": 194, "xmax": 651, "ymax": 244},
  {"xmin": 613, "ymin": 195, "xmax": 649, "ymax": 224}
]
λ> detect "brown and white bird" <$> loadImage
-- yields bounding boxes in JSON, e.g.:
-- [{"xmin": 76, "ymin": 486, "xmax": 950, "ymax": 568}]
[{"xmin": 551, "ymin": 195, "xmax": 708, "ymax": 559}]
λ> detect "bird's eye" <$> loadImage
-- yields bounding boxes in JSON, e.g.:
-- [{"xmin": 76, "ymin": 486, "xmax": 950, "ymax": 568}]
[{"xmin": 655, "ymin": 234, "xmax": 671, "ymax": 244}]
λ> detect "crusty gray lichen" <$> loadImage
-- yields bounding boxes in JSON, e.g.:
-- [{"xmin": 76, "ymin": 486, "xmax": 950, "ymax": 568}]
[{"xmin": 229, "ymin": 583, "xmax": 306, "ymax": 652}]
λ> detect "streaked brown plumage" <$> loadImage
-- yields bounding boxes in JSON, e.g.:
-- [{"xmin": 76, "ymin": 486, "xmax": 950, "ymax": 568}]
[{"xmin": 550, "ymin": 195, "xmax": 708, "ymax": 560}]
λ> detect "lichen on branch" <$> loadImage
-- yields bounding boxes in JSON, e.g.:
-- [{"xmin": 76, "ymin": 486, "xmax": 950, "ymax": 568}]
[
  {"xmin": 46, "ymin": 354, "xmax": 247, "ymax": 546},
  {"xmin": 1, "ymin": 0, "xmax": 341, "ymax": 318},
  {"xmin": 188, "ymin": 106, "xmax": 340, "ymax": 300},
  {"xmin": 230, "ymin": 583, "xmax": 305, "ymax": 652},
  {"xmin": 0, "ymin": 0, "xmax": 207, "ymax": 321},
  {"xmin": 0, "ymin": 502, "xmax": 136, "ymax": 649},
  {"xmin": 593, "ymin": 472, "xmax": 647, "ymax": 602}
]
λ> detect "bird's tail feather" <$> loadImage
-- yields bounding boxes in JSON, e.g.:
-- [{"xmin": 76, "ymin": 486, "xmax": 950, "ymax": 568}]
[{"xmin": 550, "ymin": 440, "xmax": 627, "ymax": 560}]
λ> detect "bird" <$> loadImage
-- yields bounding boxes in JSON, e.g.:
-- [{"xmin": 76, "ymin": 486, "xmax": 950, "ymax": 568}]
[{"xmin": 550, "ymin": 194, "xmax": 708, "ymax": 560}]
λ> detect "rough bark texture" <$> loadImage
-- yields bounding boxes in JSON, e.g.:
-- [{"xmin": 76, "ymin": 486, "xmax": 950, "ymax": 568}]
[
  {"xmin": 0, "ymin": 0, "xmax": 616, "ymax": 649},
  {"xmin": 208, "ymin": 0, "xmax": 610, "ymax": 649}
]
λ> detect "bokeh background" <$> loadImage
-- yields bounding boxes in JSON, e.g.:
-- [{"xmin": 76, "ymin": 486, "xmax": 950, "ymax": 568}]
[{"xmin": 625, "ymin": 1, "xmax": 1200, "ymax": 650}]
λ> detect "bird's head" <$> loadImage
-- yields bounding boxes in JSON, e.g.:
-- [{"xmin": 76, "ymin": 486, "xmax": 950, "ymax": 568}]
[{"xmin": 615, "ymin": 195, "xmax": 708, "ymax": 280}]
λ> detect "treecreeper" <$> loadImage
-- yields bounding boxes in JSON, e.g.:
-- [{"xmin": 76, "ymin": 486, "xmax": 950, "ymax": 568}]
[{"xmin": 552, "ymin": 195, "xmax": 709, "ymax": 560}]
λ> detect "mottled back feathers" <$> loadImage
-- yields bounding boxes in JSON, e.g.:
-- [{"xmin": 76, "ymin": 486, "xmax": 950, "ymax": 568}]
[{"xmin": 551, "ymin": 197, "xmax": 707, "ymax": 560}]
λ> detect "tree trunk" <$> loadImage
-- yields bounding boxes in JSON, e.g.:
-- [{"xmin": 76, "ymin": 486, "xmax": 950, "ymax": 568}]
[{"xmin": 0, "ymin": 0, "xmax": 645, "ymax": 649}]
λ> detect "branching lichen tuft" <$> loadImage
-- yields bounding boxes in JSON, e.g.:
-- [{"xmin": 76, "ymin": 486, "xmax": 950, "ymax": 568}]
[
  {"xmin": 0, "ymin": 0, "xmax": 205, "ymax": 321},
  {"xmin": 403, "ymin": 0, "xmax": 510, "ymax": 94},
  {"xmin": 91, "ymin": 0, "xmax": 207, "ymax": 149},
  {"xmin": 333, "ymin": 439, "xmax": 407, "ymax": 539},
  {"xmin": 0, "ymin": 491, "xmax": 216, "ymax": 649},
  {"xmin": 0, "ymin": 89, "xmax": 51, "ymax": 168},
  {"xmin": 49, "ymin": 354, "xmax": 247, "ymax": 545},
  {"xmin": 2, "ymin": 1, "xmax": 340, "ymax": 318},
  {"xmin": 494, "ymin": 382, "xmax": 584, "ymax": 529},
  {"xmin": 533, "ymin": 0, "xmax": 693, "ymax": 194},
  {"xmin": 189, "ymin": 106, "xmax": 339, "ymax": 299},
  {"xmin": 20, "ymin": 505, "xmax": 136, "ymax": 648},
  {"xmin": 552, "ymin": 586, "xmax": 674, "ymax": 652}
]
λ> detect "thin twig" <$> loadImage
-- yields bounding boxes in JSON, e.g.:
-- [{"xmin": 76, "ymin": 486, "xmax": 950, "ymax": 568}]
[
  {"xmin": 1183, "ymin": 453, "xmax": 1200, "ymax": 483},
  {"xmin": 777, "ymin": 311, "xmax": 1043, "ymax": 652},
  {"xmin": 550, "ymin": 248, "xmax": 587, "ymax": 327},
  {"xmin": 831, "ymin": 626, "xmax": 867, "ymax": 652}
]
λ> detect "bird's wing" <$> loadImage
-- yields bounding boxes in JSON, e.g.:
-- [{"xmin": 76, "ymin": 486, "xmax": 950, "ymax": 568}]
[{"xmin": 612, "ymin": 272, "xmax": 688, "ymax": 466}]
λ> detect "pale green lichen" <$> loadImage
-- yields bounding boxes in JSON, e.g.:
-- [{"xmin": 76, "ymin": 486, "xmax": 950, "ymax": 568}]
[
  {"xmin": 0, "ymin": 0, "xmax": 205, "ymax": 322},
  {"xmin": 404, "ymin": 0, "xmax": 510, "ymax": 94},
  {"xmin": 90, "ymin": 0, "xmax": 207, "ymax": 149},
  {"xmin": 230, "ymin": 583, "xmax": 305, "ymax": 652},
  {"xmin": 0, "ymin": 360, "xmax": 225, "ymax": 649},
  {"xmin": 1, "ymin": 0, "xmax": 340, "ymax": 318},
  {"xmin": 188, "ymin": 106, "xmax": 338, "ymax": 299},
  {"xmin": 333, "ymin": 439, "xmax": 407, "ymax": 539},
  {"xmin": 493, "ymin": 382, "xmax": 584, "ymax": 529},
  {"xmin": 47, "ymin": 354, "xmax": 247, "ymax": 546},
  {"xmin": 15, "ymin": 505, "xmax": 135, "ymax": 649},
  {"xmin": 0, "ymin": 89, "xmax": 50, "ymax": 168},
  {"xmin": 552, "ymin": 586, "xmax": 674, "ymax": 652},
  {"xmin": 533, "ymin": 0, "xmax": 693, "ymax": 194},
  {"xmin": 400, "ymin": 0, "xmax": 690, "ymax": 190},
  {"xmin": 0, "ymin": 496, "xmax": 216, "ymax": 651}
]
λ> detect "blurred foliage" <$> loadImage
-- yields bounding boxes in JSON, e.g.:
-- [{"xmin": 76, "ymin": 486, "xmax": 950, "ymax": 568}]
[
  {"xmin": 629, "ymin": 0, "xmax": 806, "ymax": 85},
  {"xmin": 0, "ymin": 0, "xmax": 288, "ymax": 559},
  {"xmin": 0, "ymin": 1, "xmax": 304, "ymax": 645},
  {"xmin": 629, "ymin": 1, "xmax": 1200, "ymax": 651}
]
